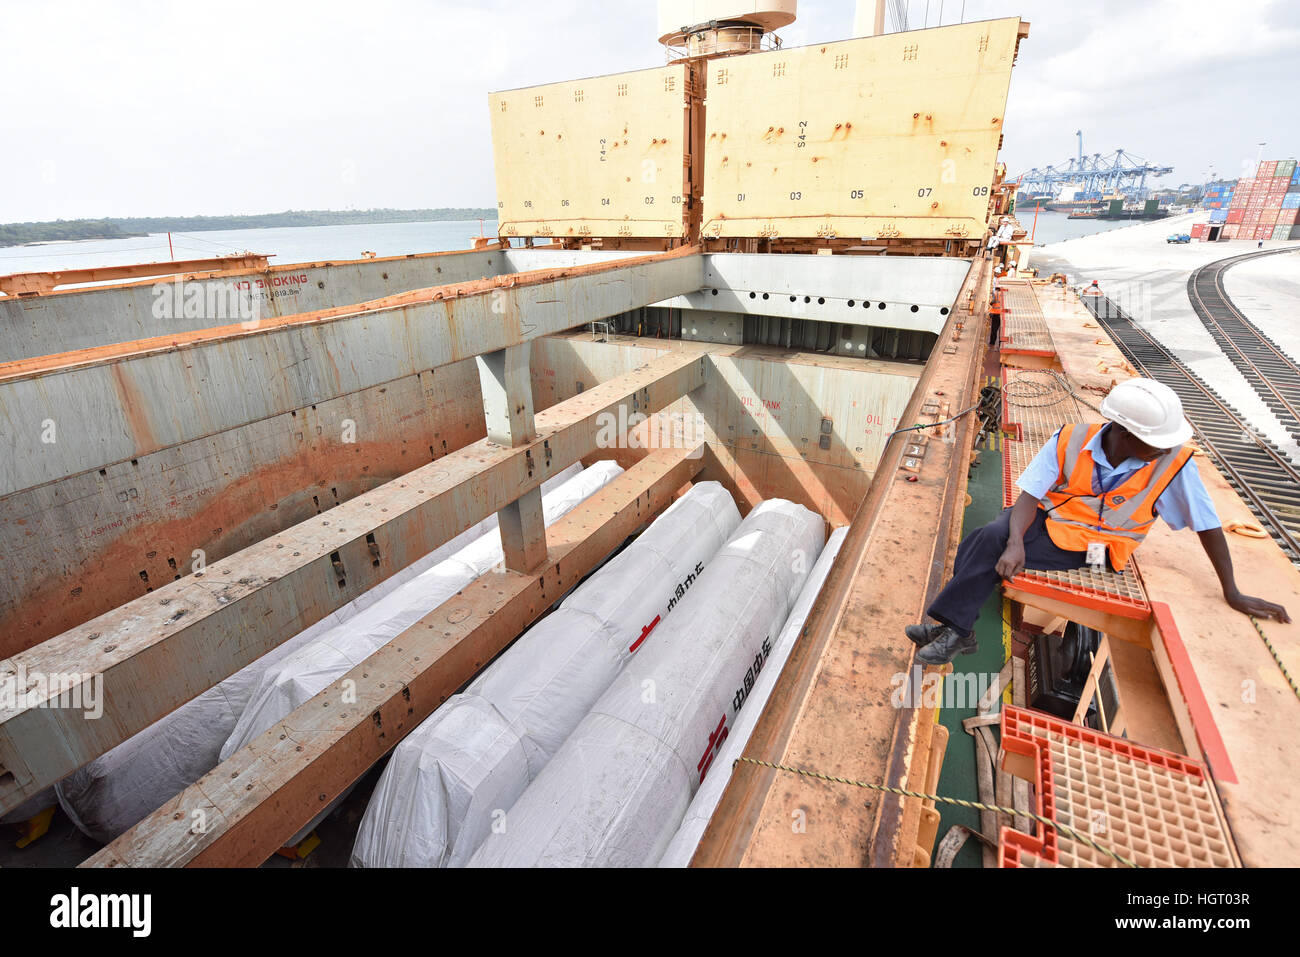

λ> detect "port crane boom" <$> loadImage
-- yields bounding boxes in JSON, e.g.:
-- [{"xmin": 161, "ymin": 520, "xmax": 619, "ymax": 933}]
[{"xmin": 1017, "ymin": 146, "xmax": 1174, "ymax": 202}]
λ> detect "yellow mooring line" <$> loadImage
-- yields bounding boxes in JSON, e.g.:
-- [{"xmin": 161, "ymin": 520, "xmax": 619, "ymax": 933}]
[
  {"xmin": 734, "ymin": 756, "xmax": 1139, "ymax": 868},
  {"xmin": 1250, "ymin": 616, "xmax": 1299, "ymax": 701}
]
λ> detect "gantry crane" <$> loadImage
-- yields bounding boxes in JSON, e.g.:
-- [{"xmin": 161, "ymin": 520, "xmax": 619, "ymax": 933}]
[{"xmin": 1016, "ymin": 135, "xmax": 1174, "ymax": 203}]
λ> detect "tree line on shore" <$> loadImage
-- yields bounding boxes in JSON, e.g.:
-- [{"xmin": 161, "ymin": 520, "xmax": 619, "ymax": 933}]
[{"xmin": 1, "ymin": 208, "xmax": 498, "ymax": 247}]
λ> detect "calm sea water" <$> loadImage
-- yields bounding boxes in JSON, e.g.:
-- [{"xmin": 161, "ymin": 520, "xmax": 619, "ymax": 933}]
[
  {"xmin": 1016, "ymin": 210, "xmax": 1140, "ymax": 247},
  {"xmin": 0, "ymin": 220, "xmax": 500, "ymax": 276},
  {"xmin": 0, "ymin": 211, "xmax": 1129, "ymax": 278}
]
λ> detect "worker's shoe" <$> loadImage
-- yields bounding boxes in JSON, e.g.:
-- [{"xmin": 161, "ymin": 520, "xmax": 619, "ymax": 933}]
[
  {"xmin": 915, "ymin": 627, "xmax": 978, "ymax": 665},
  {"xmin": 904, "ymin": 623, "xmax": 946, "ymax": 647}
]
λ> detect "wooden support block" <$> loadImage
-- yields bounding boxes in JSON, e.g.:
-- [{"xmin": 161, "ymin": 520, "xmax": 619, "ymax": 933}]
[
  {"xmin": 977, "ymin": 660, "xmax": 1015, "ymax": 715},
  {"xmin": 995, "ymin": 759, "xmax": 1013, "ymax": 834},
  {"xmin": 1019, "ymin": 606, "xmax": 1067, "ymax": 635},
  {"xmin": 962, "ymin": 713, "xmax": 1001, "ymax": 732},
  {"xmin": 1008, "ymin": 654, "xmax": 1032, "ymax": 831},
  {"xmin": 1012, "ymin": 779, "xmax": 1032, "ymax": 834},
  {"xmin": 1072, "ymin": 633, "xmax": 1113, "ymax": 728},
  {"xmin": 973, "ymin": 726, "xmax": 999, "ymax": 868}
]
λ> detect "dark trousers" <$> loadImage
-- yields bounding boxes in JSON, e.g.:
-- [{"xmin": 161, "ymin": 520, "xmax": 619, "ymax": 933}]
[{"xmin": 927, "ymin": 507, "xmax": 1089, "ymax": 637}]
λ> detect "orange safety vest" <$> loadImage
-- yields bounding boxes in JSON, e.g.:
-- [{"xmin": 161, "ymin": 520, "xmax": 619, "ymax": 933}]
[{"xmin": 1038, "ymin": 423, "xmax": 1194, "ymax": 570}]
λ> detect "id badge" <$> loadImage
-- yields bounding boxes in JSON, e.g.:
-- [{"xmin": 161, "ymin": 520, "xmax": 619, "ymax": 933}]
[{"xmin": 1086, "ymin": 542, "xmax": 1107, "ymax": 568}]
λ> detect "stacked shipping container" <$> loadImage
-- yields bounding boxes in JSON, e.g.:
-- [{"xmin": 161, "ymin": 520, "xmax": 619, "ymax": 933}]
[
  {"xmin": 1203, "ymin": 178, "xmax": 1237, "ymax": 239},
  {"xmin": 1203, "ymin": 179, "xmax": 1235, "ymax": 210},
  {"xmin": 1222, "ymin": 159, "xmax": 1299, "ymax": 241}
]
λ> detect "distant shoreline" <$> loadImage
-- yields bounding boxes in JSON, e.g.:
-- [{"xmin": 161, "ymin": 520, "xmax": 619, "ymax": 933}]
[
  {"xmin": 17, "ymin": 235, "xmax": 147, "ymax": 247},
  {"xmin": 0, "ymin": 208, "xmax": 497, "ymax": 248}
]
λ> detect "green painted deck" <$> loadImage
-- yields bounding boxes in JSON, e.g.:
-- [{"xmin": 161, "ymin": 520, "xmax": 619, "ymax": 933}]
[{"xmin": 931, "ymin": 425, "xmax": 1010, "ymax": 867}]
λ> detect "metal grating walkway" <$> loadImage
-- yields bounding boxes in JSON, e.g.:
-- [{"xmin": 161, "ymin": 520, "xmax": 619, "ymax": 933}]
[
  {"xmin": 1001, "ymin": 366, "xmax": 1150, "ymax": 614},
  {"xmin": 1000, "ymin": 283, "xmax": 1055, "ymax": 356},
  {"xmin": 999, "ymin": 706, "xmax": 1237, "ymax": 868}
]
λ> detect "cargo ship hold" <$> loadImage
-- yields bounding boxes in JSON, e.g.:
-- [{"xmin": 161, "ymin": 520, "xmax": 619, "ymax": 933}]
[{"xmin": 1, "ymin": 1, "xmax": 1297, "ymax": 877}]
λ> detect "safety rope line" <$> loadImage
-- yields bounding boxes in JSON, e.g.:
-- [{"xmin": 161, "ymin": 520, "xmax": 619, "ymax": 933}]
[
  {"xmin": 886, "ymin": 402, "xmax": 982, "ymax": 441},
  {"xmin": 1249, "ymin": 616, "xmax": 1300, "ymax": 701},
  {"xmin": 734, "ymin": 756, "xmax": 1139, "ymax": 868}
]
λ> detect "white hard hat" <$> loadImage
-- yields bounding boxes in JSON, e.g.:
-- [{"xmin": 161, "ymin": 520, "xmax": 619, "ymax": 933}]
[{"xmin": 1100, "ymin": 378, "xmax": 1193, "ymax": 449}]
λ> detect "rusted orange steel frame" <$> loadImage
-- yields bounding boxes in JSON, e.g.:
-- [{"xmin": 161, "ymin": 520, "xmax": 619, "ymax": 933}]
[
  {"xmin": 84, "ymin": 447, "xmax": 703, "ymax": 868},
  {"xmin": 0, "ymin": 353, "xmax": 706, "ymax": 815},
  {"xmin": 1, "ymin": 245, "xmax": 508, "ymax": 300},
  {"xmin": 0, "ymin": 256, "xmax": 272, "ymax": 296},
  {"xmin": 0, "ymin": 245, "xmax": 701, "ymax": 382}
]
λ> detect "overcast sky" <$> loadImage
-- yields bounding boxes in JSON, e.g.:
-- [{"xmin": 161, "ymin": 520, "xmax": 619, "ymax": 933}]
[{"xmin": 3, "ymin": 0, "xmax": 1296, "ymax": 222}]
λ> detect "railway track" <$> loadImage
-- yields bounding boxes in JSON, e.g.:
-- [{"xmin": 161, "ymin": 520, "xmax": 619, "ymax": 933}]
[
  {"xmin": 1188, "ymin": 248, "xmax": 1300, "ymax": 443},
  {"xmin": 1084, "ymin": 292, "xmax": 1300, "ymax": 565}
]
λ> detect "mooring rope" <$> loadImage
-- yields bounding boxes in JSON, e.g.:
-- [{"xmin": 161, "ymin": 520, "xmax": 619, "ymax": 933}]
[
  {"xmin": 734, "ymin": 756, "xmax": 1139, "ymax": 868},
  {"xmin": 1250, "ymin": 616, "xmax": 1300, "ymax": 701}
]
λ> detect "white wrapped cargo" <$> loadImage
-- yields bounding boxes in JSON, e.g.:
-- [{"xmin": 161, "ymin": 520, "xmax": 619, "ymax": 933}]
[
  {"xmin": 656, "ymin": 525, "xmax": 848, "ymax": 867},
  {"xmin": 223, "ymin": 460, "xmax": 624, "ymax": 761},
  {"xmin": 468, "ymin": 499, "xmax": 824, "ymax": 868},
  {"xmin": 349, "ymin": 481, "xmax": 742, "ymax": 868},
  {"xmin": 222, "ymin": 461, "xmax": 624, "ymax": 845},
  {"xmin": 0, "ymin": 788, "xmax": 56, "ymax": 826},
  {"xmin": 54, "ymin": 463, "xmax": 584, "ymax": 844}
]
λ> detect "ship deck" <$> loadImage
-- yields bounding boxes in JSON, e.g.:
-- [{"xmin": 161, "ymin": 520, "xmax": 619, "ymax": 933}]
[
  {"xmin": 693, "ymin": 273, "xmax": 1299, "ymax": 869},
  {"xmin": 981, "ymin": 279, "xmax": 1299, "ymax": 867}
]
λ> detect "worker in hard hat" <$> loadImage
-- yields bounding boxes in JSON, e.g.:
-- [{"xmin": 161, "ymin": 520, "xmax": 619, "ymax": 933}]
[{"xmin": 907, "ymin": 378, "xmax": 1291, "ymax": 665}]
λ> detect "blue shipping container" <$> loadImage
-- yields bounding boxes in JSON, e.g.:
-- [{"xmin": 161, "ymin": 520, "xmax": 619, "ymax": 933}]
[{"xmin": 1210, "ymin": 209, "xmax": 1228, "ymax": 222}]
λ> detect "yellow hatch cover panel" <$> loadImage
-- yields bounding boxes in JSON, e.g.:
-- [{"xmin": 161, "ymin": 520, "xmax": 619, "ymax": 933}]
[
  {"xmin": 490, "ymin": 65, "xmax": 691, "ymax": 240},
  {"xmin": 701, "ymin": 18, "xmax": 1024, "ymax": 241}
]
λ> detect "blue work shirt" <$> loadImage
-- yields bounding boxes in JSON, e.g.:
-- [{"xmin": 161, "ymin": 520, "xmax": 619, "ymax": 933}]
[{"xmin": 1015, "ymin": 424, "xmax": 1221, "ymax": 532}]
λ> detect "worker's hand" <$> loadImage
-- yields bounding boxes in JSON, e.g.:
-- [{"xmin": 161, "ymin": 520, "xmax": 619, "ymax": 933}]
[
  {"xmin": 996, "ymin": 540, "xmax": 1027, "ymax": 580},
  {"xmin": 1225, "ymin": 590, "xmax": 1292, "ymax": 624}
]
